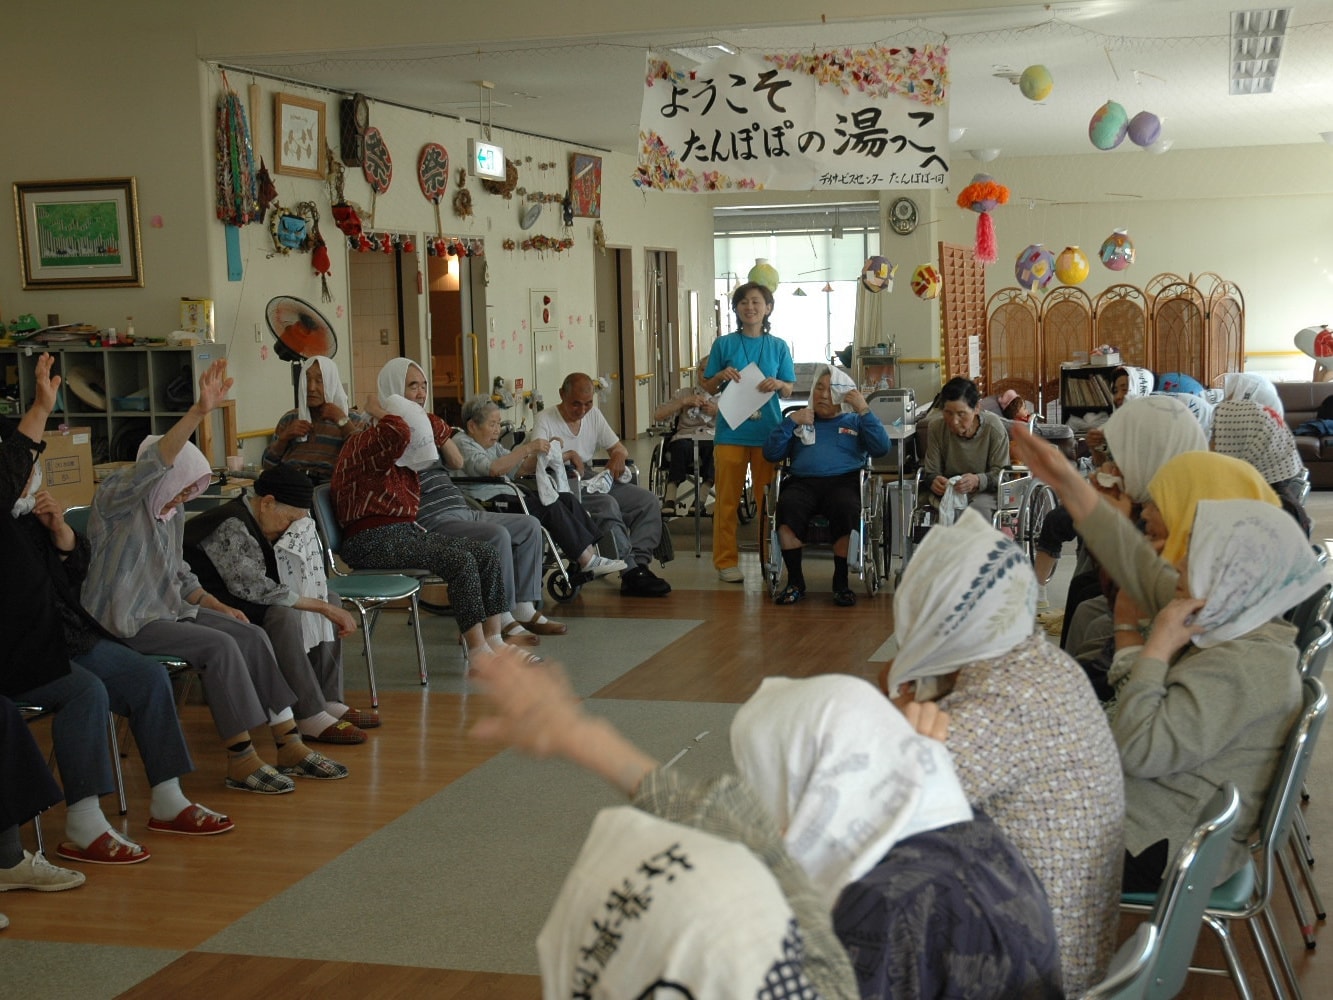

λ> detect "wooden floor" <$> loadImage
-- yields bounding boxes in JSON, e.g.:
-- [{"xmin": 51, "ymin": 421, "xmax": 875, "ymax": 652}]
[{"xmin": 9, "ymin": 485, "xmax": 1333, "ymax": 999}]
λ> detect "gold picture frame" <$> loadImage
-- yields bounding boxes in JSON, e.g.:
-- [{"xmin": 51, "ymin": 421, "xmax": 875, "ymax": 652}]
[
  {"xmin": 13, "ymin": 177, "xmax": 144, "ymax": 289},
  {"xmin": 274, "ymin": 93, "xmax": 326, "ymax": 179}
]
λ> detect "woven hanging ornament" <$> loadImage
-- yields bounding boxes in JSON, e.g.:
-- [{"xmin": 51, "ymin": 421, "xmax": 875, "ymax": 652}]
[
  {"xmin": 215, "ymin": 72, "xmax": 259, "ymax": 226},
  {"xmin": 956, "ymin": 173, "xmax": 1009, "ymax": 265}
]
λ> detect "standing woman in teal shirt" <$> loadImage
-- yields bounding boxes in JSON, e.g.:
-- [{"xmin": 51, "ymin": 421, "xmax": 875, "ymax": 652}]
[{"xmin": 701, "ymin": 283, "xmax": 795, "ymax": 582}]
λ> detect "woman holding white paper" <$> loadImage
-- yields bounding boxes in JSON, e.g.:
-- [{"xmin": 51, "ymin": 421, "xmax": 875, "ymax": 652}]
[{"xmin": 701, "ymin": 282, "xmax": 795, "ymax": 583}]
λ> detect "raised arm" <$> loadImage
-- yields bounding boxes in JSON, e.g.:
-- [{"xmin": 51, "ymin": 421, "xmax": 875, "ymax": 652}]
[{"xmin": 159, "ymin": 359, "xmax": 232, "ymax": 467}]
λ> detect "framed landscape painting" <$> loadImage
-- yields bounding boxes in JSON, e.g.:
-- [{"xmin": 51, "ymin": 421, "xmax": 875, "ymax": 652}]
[{"xmin": 14, "ymin": 177, "xmax": 143, "ymax": 289}]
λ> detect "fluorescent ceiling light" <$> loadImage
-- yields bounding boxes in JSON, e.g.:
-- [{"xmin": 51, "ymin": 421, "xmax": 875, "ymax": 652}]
[
  {"xmin": 1230, "ymin": 8, "xmax": 1290, "ymax": 95},
  {"xmin": 669, "ymin": 42, "xmax": 737, "ymax": 64}
]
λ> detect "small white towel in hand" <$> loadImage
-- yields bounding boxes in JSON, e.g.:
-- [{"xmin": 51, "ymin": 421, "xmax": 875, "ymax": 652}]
[
  {"xmin": 938, "ymin": 475, "xmax": 970, "ymax": 526},
  {"xmin": 382, "ymin": 395, "xmax": 438, "ymax": 470},
  {"xmin": 583, "ymin": 469, "xmax": 614, "ymax": 495},
  {"xmin": 535, "ymin": 441, "xmax": 571, "ymax": 506},
  {"xmin": 273, "ymin": 518, "xmax": 336, "ymax": 652}
]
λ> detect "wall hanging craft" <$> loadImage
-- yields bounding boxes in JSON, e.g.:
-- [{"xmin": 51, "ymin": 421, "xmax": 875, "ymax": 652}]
[
  {"xmin": 480, "ymin": 158, "xmax": 519, "ymax": 199},
  {"xmin": 417, "ymin": 143, "xmax": 449, "ymax": 238},
  {"xmin": 361, "ymin": 126, "xmax": 393, "ymax": 223},
  {"xmin": 215, "ymin": 73, "xmax": 259, "ymax": 226},
  {"xmin": 339, "ymin": 92, "xmax": 369, "ymax": 166},
  {"xmin": 324, "ymin": 141, "xmax": 365, "ymax": 240},
  {"xmin": 452, "ymin": 167, "xmax": 473, "ymax": 219},
  {"xmin": 267, "ymin": 200, "xmax": 332, "ymax": 300},
  {"xmin": 592, "ymin": 220, "xmax": 607, "ymax": 255}
]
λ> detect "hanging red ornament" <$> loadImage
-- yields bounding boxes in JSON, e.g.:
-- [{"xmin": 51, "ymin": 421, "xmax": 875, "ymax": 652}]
[
  {"xmin": 955, "ymin": 173, "xmax": 1009, "ymax": 266},
  {"xmin": 402, "ymin": 237, "xmax": 415, "ymax": 253},
  {"xmin": 357, "ymin": 233, "xmax": 372, "ymax": 253},
  {"xmin": 381, "ymin": 233, "xmax": 393, "ymax": 254},
  {"xmin": 312, "ymin": 238, "xmax": 333, "ymax": 302}
]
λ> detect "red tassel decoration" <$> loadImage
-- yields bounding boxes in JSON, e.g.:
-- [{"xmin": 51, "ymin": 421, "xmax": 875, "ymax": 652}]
[
  {"xmin": 975, "ymin": 213, "xmax": 997, "ymax": 265},
  {"xmin": 312, "ymin": 240, "xmax": 333, "ymax": 302}
]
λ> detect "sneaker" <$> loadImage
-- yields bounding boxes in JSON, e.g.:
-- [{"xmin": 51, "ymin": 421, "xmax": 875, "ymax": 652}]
[
  {"xmin": 717, "ymin": 566, "xmax": 744, "ymax": 583},
  {"xmin": 620, "ymin": 565, "xmax": 672, "ymax": 597},
  {"xmin": 583, "ymin": 555, "xmax": 628, "ymax": 578},
  {"xmin": 0, "ymin": 851, "xmax": 87, "ymax": 892}
]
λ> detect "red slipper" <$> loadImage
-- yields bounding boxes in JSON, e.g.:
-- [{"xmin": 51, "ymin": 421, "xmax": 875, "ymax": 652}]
[
  {"xmin": 57, "ymin": 831, "xmax": 151, "ymax": 865},
  {"xmin": 305, "ymin": 720, "xmax": 367, "ymax": 745},
  {"xmin": 146, "ymin": 804, "xmax": 235, "ymax": 837}
]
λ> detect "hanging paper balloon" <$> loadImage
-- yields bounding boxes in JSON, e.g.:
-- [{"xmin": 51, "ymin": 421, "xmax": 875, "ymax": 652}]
[
  {"xmin": 1099, "ymin": 229, "xmax": 1135, "ymax": 271},
  {"xmin": 1055, "ymin": 246, "xmax": 1090, "ymax": 285},
  {"xmin": 861, "ymin": 255, "xmax": 897, "ymax": 293},
  {"xmin": 910, "ymin": 263, "xmax": 942, "ymax": 299},
  {"xmin": 1127, "ymin": 111, "xmax": 1161, "ymax": 148},
  {"xmin": 1088, "ymin": 101, "xmax": 1129, "ymax": 150},
  {"xmin": 748, "ymin": 257, "xmax": 780, "ymax": 291},
  {"xmin": 1019, "ymin": 65, "xmax": 1054, "ymax": 102},
  {"xmin": 1015, "ymin": 244, "xmax": 1056, "ymax": 291},
  {"xmin": 955, "ymin": 173, "xmax": 1009, "ymax": 265}
]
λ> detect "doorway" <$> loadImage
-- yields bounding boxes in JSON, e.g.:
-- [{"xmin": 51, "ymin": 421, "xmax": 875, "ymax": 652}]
[
  {"xmin": 594, "ymin": 246, "xmax": 634, "ymax": 438},
  {"xmin": 645, "ymin": 249, "xmax": 681, "ymax": 409},
  {"xmin": 425, "ymin": 243, "xmax": 487, "ymax": 428}
]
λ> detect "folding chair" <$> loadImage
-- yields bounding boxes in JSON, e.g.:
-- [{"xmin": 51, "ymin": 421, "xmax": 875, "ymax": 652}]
[
  {"xmin": 1122, "ymin": 678, "xmax": 1328, "ymax": 1000},
  {"xmin": 310, "ymin": 485, "xmax": 429, "ymax": 708}
]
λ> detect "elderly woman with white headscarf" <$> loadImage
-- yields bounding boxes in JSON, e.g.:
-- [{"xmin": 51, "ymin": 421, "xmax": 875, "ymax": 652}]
[
  {"xmin": 882, "ymin": 511, "xmax": 1124, "ymax": 996},
  {"xmin": 330, "ymin": 360, "xmax": 510, "ymax": 660},
  {"xmin": 733, "ymin": 674, "xmax": 1063, "ymax": 998},
  {"xmin": 1211, "ymin": 398, "xmax": 1310, "ymax": 536},
  {"xmin": 262, "ymin": 355, "xmax": 368, "ymax": 484},
  {"xmin": 1107, "ymin": 493, "xmax": 1320, "ymax": 892},
  {"xmin": 762, "ymin": 365, "xmax": 889, "ymax": 607}
]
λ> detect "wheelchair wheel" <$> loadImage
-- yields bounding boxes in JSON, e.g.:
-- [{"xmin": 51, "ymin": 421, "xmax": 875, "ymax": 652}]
[
  {"xmin": 1021, "ymin": 483, "xmax": 1057, "ymax": 565},
  {"xmin": 546, "ymin": 568, "xmax": 582, "ymax": 603},
  {"xmin": 738, "ymin": 481, "xmax": 757, "ymax": 524}
]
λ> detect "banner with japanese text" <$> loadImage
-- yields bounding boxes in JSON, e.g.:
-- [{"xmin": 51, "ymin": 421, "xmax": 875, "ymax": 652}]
[{"xmin": 635, "ymin": 47, "xmax": 950, "ymax": 193}]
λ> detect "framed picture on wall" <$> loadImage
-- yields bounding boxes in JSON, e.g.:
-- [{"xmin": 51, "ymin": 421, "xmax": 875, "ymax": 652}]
[
  {"xmin": 569, "ymin": 153, "xmax": 602, "ymax": 218},
  {"xmin": 13, "ymin": 177, "xmax": 144, "ymax": 289},
  {"xmin": 274, "ymin": 93, "xmax": 327, "ymax": 179}
]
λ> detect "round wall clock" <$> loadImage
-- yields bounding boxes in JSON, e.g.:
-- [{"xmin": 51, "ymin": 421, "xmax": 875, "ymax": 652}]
[{"xmin": 889, "ymin": 196, "xmax": 919, "ymax": 236}]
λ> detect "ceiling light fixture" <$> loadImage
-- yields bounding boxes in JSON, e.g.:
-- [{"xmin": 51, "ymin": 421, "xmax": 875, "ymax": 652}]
[
  {"xmin": 949, "ymin": 126, "xmax": 967, "ymax": 143},
  {"xmin": 968, "ymin": 148, "xmax": 1001, "ymax": 162},
  {"xmin": 1229, "ymin": 8, "xmax": 1290, "ymax": 95},
  {"xmin": 1321, "ymin": 131, "xmax": 1333, "ymax": 145}
]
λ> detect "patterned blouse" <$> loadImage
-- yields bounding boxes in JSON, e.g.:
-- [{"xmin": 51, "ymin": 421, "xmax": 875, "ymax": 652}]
[{"xmin": 940, "ymin": 632, "xmax": 1125, "ymax": 995}]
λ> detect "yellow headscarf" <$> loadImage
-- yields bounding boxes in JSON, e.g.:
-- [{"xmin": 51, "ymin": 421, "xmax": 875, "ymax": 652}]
[{"xmin": 1147, "ymin": 451, "xmax": 1280, "ymax": 565}]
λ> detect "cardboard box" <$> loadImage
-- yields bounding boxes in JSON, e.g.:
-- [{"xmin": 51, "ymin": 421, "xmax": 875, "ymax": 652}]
[{"xmin": 41, "ymin": 426, "xmax": 95, "ymax": 508}]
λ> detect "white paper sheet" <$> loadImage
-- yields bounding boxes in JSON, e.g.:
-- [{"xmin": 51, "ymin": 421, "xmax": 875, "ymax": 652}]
[{"xmin": 717, "ymin": 362, "xmax": 775, "ymax": 430}]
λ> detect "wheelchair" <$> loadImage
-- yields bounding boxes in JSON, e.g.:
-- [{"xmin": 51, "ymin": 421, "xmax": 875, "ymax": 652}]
[
  {"xmin": 762, "ymin": 458, "xmax": 884, "ymax": 599},
  {"xmin": 647, "ymin": 432, "xmax": 756, "ymax": 558},
  {"xmin": 902, "ymin": 462, "xmax": 1056, "ymax": 570}
]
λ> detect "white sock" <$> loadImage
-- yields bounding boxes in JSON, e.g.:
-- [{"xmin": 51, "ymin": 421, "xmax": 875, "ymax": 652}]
[
  {"xmin": 149, "ymin": 778, "xmax": 192, "ymax": 822},
  {"xmin": 499, "ymin": 610, "xmax": 517, "ymax": 627},
  {"xmin": 487, "ymin": 634, "xmax": 510, "ymax": 652},
  {"xmin": 297, "ymin": 711, "xmax": 343, "ymax": 738},
  {"xmin": 267, "ymin": 707, "xmax": 295, "ymax": 726},
  {"xmin": 513, "ymin": 601, "xmax": 538, "ymax": 621},
  {"xmin": 325, "ymin": 700, "xmax": 350, "ymax": 718},
  {"xmin": 65, "ymin": 796, "xmax": 112, "ymax": 850},
  {"xmin": 577, "ymin": 546, "xmax": 595, "ymax": 568}
]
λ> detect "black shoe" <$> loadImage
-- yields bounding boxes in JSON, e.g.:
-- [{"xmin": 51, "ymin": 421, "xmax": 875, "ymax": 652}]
[{"xmin": 620, "ymin": 564, "xmax": 672, "ymax": 597}]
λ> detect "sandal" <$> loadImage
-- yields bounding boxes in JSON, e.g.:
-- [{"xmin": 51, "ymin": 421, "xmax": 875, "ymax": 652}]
[
  {"xmin": 147, "ymin": 803, "xmax": 234, "ymax": 837},
  {"xmin": 499, "ymin": 621, "xmax": 541, "ymax": 646},
  {"xmin": 56, "ymin": 830, "xmax": 151, "ymax": 866},
  {"xmin": 225, "ymin": 763, "xmax": 295, "ymax": 795},
  {"xmin": 340, "ymin": 707, "xmax": 381, "ymax": 729},
  {"xmin": 279, "ymin": 751, "xmax": 350, "ymax": 780},
  {"xmin": 833, "ymin": 588, "xmax": 858, "ymax": 607},
  {"xmin": 775, "ymin": 585, "xmax": 805, "ymax": 606},
  {"xmin": 306, "ymin": 720, "xmax": 368, "ymax": 745}
]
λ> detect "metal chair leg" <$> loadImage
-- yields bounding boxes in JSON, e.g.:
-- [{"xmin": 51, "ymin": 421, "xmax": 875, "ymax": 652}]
[
  {"xmin": 409, "ymin": 593, "xmax": 429, "ymax": 687},
  {"xmin": 108, "ymin": 712, "xmax": 127, "ymax": 817},
  {"xmin": 1260, "ymin": 903, "xmax": 1302, "ymax": 1000},
  {"xmin": 1201, "ymin": 913, "xmax": 1258, "ymax": 1000}
]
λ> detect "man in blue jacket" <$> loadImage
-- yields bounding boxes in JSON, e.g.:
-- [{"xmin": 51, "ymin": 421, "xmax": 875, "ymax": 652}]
[{"xmin": 764, "ymin": 366, "xmax": 890, "ymax": 607}]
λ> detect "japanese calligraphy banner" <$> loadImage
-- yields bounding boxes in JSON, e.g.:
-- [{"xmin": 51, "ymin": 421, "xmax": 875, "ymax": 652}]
[{"xmin": 635, "ymin": 47, "xmax": 950, "ymax": 193}]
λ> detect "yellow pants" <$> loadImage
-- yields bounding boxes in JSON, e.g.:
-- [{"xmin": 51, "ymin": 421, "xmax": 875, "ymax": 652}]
[{"xmin": 712, "ymin": 444, "xmax": 775, "ymax": 571}]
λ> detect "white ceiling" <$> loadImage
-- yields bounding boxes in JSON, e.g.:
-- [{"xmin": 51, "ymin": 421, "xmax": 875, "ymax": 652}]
[{"xmin": 220, "ymin": 1, "xmax": 1333, "ymax": 163}]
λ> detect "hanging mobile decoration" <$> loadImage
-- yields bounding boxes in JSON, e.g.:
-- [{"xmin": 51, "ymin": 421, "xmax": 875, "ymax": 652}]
[
  {"xmin": 955, "ymin": 173, "xmax": 1009, "ymax": 265},
  {"xmin": 1014, "ymin": 244, "xmax": 1056, "ymax": 291},
  {"xmin": 362, "ymin": 126, "xmax": 393, "ymax": 224},
  {"xmin": 214, "ymin": 72, "xmax": 259, "ymax": 226},
  {"xmin": 417, "ymin": 142, "xmax": 449, "ymax": 238},
  {"xmin": 1099, "ymin": 229, "xmax": 1135, "ymax": 271}
]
